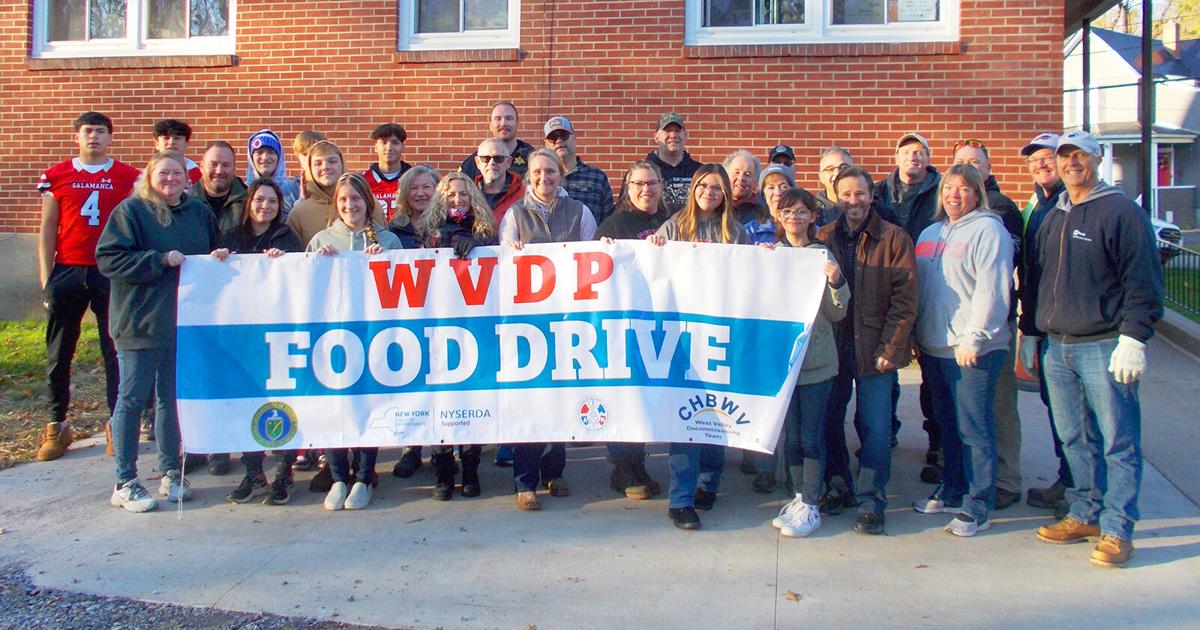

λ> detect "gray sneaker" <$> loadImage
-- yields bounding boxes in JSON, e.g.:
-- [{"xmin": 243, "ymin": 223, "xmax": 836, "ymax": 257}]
[
  {"xmin": 111, "ymin": 480, "xmax": 157, "ymax": 513},
  {"xmin": 159, "ymin": 470, "xmax": 193, "ymax": 502}
]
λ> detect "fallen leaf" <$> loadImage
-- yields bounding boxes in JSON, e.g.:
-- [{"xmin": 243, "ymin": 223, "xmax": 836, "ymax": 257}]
[{"xmin": 784, "ymin": 591, "xmax": 801, "ymax": 602}]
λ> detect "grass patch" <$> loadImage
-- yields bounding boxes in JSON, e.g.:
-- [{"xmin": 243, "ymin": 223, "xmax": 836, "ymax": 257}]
[{"xmin": 0, "ymin": 321, "xmax": 108, "ymax": 470}]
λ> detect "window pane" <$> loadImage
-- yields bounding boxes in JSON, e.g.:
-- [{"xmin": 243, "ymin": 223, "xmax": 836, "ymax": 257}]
[
  {"xmin": 831, "ymin": 0, "xmax": 884, "ymax": 25},
  {"xmin": 89, "ymin": 0, "xmax": 127, "ymax": 39},
  {"xmin": 417, "ymin": 0, "xmax": 459, "ymax": 33},
  {"xmin": 891, "ymin": 0, "xmax": 938, "ymax": 22},
  {"xmin": 47, "ymin": 0, "xmax": 86, "ymax": 41},
  {"xmin": 705, "ymin": 0, "xmax": 753, "ymax": 27},
  {"xmin": 190, "ymin": 0, "xmax": 230, "ymax": 36},
  {"xmin": 464, "ymin": 0, "xmax": 507, "ymax": 31},
  {"xmin": 147, "ymin": 0, "xmax": 186, "ymax": 38},
  {"xmin": 759, "ymin": 0, "xmax": 804, "ymax": 24}
]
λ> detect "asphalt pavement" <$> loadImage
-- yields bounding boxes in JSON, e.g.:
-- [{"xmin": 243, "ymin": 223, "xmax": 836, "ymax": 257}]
[{"xmin": 0, "ymin": 338, "xmax": 1197, "ymax": 629}]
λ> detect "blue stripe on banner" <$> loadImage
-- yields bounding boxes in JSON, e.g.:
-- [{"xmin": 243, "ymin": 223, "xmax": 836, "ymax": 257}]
[{"xmin": 177, "ymin": 310, "xmax": 805, "ymax": 401}]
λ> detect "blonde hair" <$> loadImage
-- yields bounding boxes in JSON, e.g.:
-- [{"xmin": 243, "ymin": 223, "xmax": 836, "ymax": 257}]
[
  {"xmin": 330, "ymin": 172, "xmax": 385, "ymax": 229},
  {"xmin": 134, "ymin": 151, "xmax": 189, "ymax": 227},
  {"xmin": 676, "ymin": 164, "xmax": 740, "ymax": 244},
  {"xmin": 395, "ymin": 165, "xmax": 440, "ymax": 221},
  {"xmin": 419, "ymin": 171, "xmax": 496, "ymax": 241},
  {"xmin": 292, "ymin": 130, "xmax": 327, "ymax": 157},
  {"xmin": 933, "ymin": 163, "xmax": 991, "ymax": 222}
]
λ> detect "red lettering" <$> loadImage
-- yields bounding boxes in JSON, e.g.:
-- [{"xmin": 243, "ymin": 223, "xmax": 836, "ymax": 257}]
[
  {"xmin": 513, "ymin": 255, "xmax": 556, "ymax": 304},
  {"xmin": 449, "ymin": 256, "xmax": 498, "ymax": 306},
  {"xmin": 573, "ymin": 251, "xmax": 613, "ymax": 301},
  {"xmin": 369, "ymin": 259, "xmax": 436, "ymax": 309}
]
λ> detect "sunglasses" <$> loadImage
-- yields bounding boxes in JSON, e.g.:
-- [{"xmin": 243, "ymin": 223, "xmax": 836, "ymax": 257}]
[
  {"xmin": 953, "ymin": 138, "xmax": 987, "ymax": 153},
  {"xmin": 477, "ymin": 154, "xmax": 510, "ymax": 164}
]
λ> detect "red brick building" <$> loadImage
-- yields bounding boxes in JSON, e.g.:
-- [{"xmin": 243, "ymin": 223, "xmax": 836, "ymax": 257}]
[{"xmin": 0, "ymin": 1, "xmax": 1065, "ymax": 315}]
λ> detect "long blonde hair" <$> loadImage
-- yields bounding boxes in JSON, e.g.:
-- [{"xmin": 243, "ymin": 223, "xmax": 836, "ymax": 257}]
[
  {"xmin": 330, "ymin": 172, "xmax": 385, "ymax": 233},
  {"xmin": 419, "ymin": 171, "xmax": 496, "ymax": 241},
  {"xmin": 134, "ymin": 151, "xmax": 189, "ymax": 227},
  {"xmin": 676, "ymin": 164, "xmax": 739, "ymax": 244}
]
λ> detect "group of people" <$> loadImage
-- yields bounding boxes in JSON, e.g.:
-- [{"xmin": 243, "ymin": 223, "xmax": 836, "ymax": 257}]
[{"xmin": 35, "ymin": 101, "xmax": 1162, "ymax": 568}]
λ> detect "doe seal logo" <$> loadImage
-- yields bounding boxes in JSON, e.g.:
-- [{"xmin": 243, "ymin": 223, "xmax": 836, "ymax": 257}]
[
  {"xmin": 578, "ymin": 398, "xmax": 608, "ymax": 433},
  {"xmin": 251, "ymin": 402, "xmax": 298, "ymax": 448}
]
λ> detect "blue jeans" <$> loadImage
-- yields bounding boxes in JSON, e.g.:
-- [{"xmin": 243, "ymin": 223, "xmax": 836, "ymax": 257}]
[
  {"xmin": 513, "ymin": 443, "xmax": 566, "ymax": 492},
  {"xmin": 782, "ymin": 379, "xmax": 833, "ymax": 504},
  {"xmin": 112, "ymin": 347, "xmax": 181, "ymax": 484},
  {"xmin": 328, "ymin": 448, "xmax": 378, "ymax": 484},
  {"xmin": 1042, "ymin": 337, "xmax": 1143, "ymax": 540},
  {"xmin": 921, "ymin": 351, "xmax": 1007, "ymax": 521},
  {"xmin": 823, "ymin": 369, "xmax": 894, "ymax": 513},
  {"xmin": 667, "ymin": 443, "xmax": 726, "ymax": 508},
  {"xmin": 1036, "ymin": 337, "xmax": 1074, "ymax": 488}
]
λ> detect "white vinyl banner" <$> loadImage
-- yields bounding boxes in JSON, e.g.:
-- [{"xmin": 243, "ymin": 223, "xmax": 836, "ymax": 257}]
[{"xmin": 176, "ymin": 241, "xmax": 826, "ymax": 454}]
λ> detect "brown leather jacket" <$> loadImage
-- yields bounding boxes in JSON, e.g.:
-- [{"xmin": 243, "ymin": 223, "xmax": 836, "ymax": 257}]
[{"xmin": 817, "ymin": 209, "xmax": 918, "ymax": 376}]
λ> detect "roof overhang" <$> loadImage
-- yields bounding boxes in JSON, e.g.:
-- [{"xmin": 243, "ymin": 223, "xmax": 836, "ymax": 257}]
[{"xmin": 1065, "ymin": 0, "xmax": 1121, "ymax": 36}]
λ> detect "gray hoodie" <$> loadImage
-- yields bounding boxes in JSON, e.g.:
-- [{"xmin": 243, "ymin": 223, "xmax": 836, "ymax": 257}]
[
  {"xmin": 914, "ymin": 210, "xmax": 1014, "ymax": 359},
  {"xmin": 305, "ymin": 220, "xmax": 402, "ymax": 253}
]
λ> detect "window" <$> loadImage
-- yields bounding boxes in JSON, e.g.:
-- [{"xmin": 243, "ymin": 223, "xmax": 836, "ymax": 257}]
[
  {"xmin": 686, "ymin": 0, "xmax": 958, "ymax": 46},
  {"xmin": 32, "ymin": 0, "xmax": 235, "ymax": 58},
  {"xmin": 398, "ymin": 0, "xmax": 519, "ymax": 51}
]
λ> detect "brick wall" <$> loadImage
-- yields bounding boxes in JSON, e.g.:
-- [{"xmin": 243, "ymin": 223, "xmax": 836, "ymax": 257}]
[{"xmin": 0, "ymin": 1, "xmax": 1063, "ymax": 233}]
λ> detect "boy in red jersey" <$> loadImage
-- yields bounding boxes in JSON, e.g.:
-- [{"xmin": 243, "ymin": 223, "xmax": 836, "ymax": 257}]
[
  {"xmin": 153, "ymin": 119, "xmax": 202, "ymax": 185},
  {"xmin": 363, "ymin": 123, "xmax": 411, "ymax": 222},
  {"xmin": 36, "ymin": 111, "xmax": 139, "ymax": 461}
]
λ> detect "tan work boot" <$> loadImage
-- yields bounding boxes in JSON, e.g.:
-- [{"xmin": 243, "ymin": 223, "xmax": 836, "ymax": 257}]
[
  {"xmin": 104, "ymin": 421, "xmax": 114, "ymax": 457},
  {"xmin": 515, "ymin": 491, "xmax": 541, "ymax": 511},
  {"xmin": 1091, "ymin": 535, "xmax": 1134, "ymax": 567},
  {"xmin": 1036, "ymin": 516, "xmax": 1101, "ymax": 544},
  {"xmin": 35, "ymin": 422, "xmax": 74, "ymax": 461}
]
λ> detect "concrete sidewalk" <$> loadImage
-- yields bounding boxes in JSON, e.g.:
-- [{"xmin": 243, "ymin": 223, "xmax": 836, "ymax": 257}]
[{"xmin": 1, "ymin": 351, "xmax": 1198, "ymax": 629}]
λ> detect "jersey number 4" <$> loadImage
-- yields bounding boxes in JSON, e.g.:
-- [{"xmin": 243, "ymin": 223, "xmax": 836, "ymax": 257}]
[{"xmin": 80, "ymin": 191, "xmax": 100, "ymax": 227}]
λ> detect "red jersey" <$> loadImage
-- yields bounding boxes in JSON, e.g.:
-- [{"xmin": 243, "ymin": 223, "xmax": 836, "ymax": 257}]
[
  {"xmin": 185, "ymin": 157, "xmax": 202, "ymax": 186},
  {"xmin": 365, "ymin": 163, "xmax": 407, "ymax": 222},
  {"xmin": 38, "ymin": 158, "xmax": 139, "ymax": 266}
]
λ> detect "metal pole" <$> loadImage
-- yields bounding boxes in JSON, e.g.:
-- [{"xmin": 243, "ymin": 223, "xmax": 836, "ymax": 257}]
[
  {"xmin": 1140, "ymin": 0, "xmax": 1154, "ymax": 214},
  {"xmin": 1082, "ymin": 20, "xmax": 1092, "ymax": 131}
]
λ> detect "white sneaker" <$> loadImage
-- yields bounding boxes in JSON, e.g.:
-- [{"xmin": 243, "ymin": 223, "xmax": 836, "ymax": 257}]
[
  {"xmin": 945, "ymin": 513, "xmax": 991, "ymax": 537},
  {"xmin": 780, "ymin": 501, "xmax": 822, "ymax": 538},
  {"xmin": 324, "ymin": 481, "xmax": 348, "ymax": 511},
  {"xmin": 344, "ymin": 481, "xmax": 373, "ymax": 510},
  {"xmin": 159, "ymin": 470, "xmax": 192, "ymax": 502},
  {"xmin": 772, "ymin": 495, "xmax": 805, "ymax": 529},
  {"xmin": 111, "ymin": 479, "xmax": 157, "ymax": 513}
]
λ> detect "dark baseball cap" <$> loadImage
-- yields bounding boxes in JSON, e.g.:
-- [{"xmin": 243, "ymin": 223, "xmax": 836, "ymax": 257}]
[
  {"xmin": 657, "ymin": 112, "xmax": 685, "ymax": 131},
  {"xmin": 769, "ymin": 144, "xmax": 795, "ymax": 161}
]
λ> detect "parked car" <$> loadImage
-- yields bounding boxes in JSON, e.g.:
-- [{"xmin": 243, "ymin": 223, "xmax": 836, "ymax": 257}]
[{"xmin": 1153, "ymin": 216, "xmax": 1183, "ymax": 263}]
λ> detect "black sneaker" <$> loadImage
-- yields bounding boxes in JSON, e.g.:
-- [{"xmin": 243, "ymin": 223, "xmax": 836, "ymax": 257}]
[
  {"xmin": 227, "ymin": 473, "xmax": 268, "ymax": 504},
  {"xmin": 264, "ymin": 476, "xmax": 293, "ymax": 505},
  {"xmin": 669, "ymin": 507, "xmax": 701, "ymax": 530},
  {"xmin": 208, "ymin": 453, "xmax": 232, "ymax": 476},
  {"xmin": 183, "ymin": 453, "xmax": 207, "ymax": 471},
  {"xmin": 309, "ymin": 463, "xmax": 334, "ymax": 492},
  {"xmin": 631, "ymin": 459, "xmax": 661, "ymax": 496},
  {"xmin": 432, "ymin": 473, "xmax": 454, "ymax": 501},
  {"xmin": 752, "ymin": 472, "xmax": 776, "ymax": 494},
  {"xmin": 919, "ymin": 464, "xmax": 942, "ymax": 485},
  {"xmin": 460, "ymin": 469, "xmax": 481, "ymax": 497},
  {"xmin": 994, "ymin": 488, "xmax": 1020, "ymax": 511},
  {"xmin": 693, "ymin": 488, "xmax": 717, "ymax": 511},
  {"xmin": 392, "ymin": 448, "xmax": 423, "ymax": 478},
  {"xmin": 854, "ymin": 512, "xmax": 886, "ymax": 536}
]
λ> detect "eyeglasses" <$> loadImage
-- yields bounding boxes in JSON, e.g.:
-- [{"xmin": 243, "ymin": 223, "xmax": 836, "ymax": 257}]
[
  {"xmin": 546, "ymin": 131, "xmax": 572, "ymax": 142},
  {"xmin": 953, "ymin": 138, "xmax": 988, "ymax": 153},
  {"xmin": 1026, "ymin": 156, "xmax": 1054, "ymax": 166},
  {"xmin": 477, "ymin": 154, "xmax": 509, "ymax": 164},
  {"xmin": 629, "ymin": 179, "xmax": 661, "ymax": 189},
  {"xmin": 820, "ymin": 164, "xmax": 848, "ymax": 174},
  {"xmin": 778, "ymin": 207, "xmax": 812, "ymax": 218}
]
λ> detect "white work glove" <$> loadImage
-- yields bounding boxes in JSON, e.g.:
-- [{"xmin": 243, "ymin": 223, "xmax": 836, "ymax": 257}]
[
  {"xmin": 1108, "ymin": 335, "xmax": 1147, "ymax": 384},
  {"xmin": 1018, "ymin": 334, "xmax": 1040, "ymax": 375}
]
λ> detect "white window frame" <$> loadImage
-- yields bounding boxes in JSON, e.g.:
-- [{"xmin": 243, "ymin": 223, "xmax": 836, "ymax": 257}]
[
  {"xmin": 31, "ymin": 0, "xmax": 236, "ymax": 58},
  {"xmin": 397, "ymin": 0, "xmax": 520, "ymax": 51},
  {"xmin": 684, "ymin": 0, "xmax": 959, "ymax": 46}
]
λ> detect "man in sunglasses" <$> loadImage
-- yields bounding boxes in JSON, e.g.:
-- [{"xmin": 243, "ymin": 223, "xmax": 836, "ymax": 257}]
[
  {"xmin": 544, "ymin": 116, "xmax": 615, "ymax": 224},
  {"xmin": 460, "ymin": 101, "xmax": 534, "ymax": 181},
  {"xmin": 473, "ymin": 138, "xmax": 525, "ymax": 224},
  {"xmin": 952, "ymin": 138, "xmax": 1026, "ymax": 511}
]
